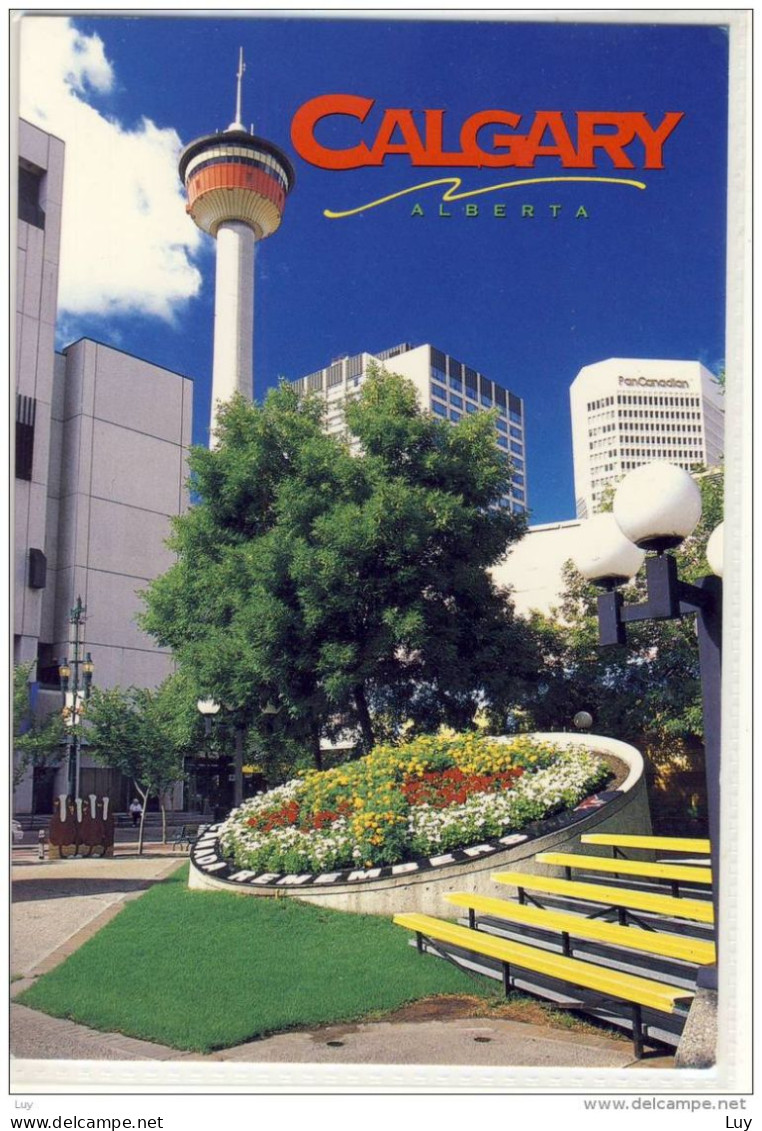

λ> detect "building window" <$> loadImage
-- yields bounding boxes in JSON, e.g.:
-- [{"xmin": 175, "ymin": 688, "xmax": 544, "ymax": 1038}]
[
  {"xmin": 431, "ymin": 399, "xmax": 447, "ymax": 417},
  {"xmin": 18, "ymin": 161, "xmax": 45, "ymax": 229},
  {"xmin": 15, "ymin": 394, "xmax": 36, "ymax": 481},
  {"xmin": 448, "ymin": 357, "xmax": 463, "ymax": 382},
  {"xmin": 430, "ymin": 346, "xmax": 448, "ymax": 373},
  {"xmin": 450, "ymin": 393, "xmax": 463, "ymax": 410},
  {"xmin": 449, "ymin": 409, "xmax": 462, "ymax": 422},
  {"xmin": 36, "ymin": 643, "xmax": 60, "ymax": 688},
  {"xmin": 327, "ymin": 363, "xmax": 343, "ymax": 388}
]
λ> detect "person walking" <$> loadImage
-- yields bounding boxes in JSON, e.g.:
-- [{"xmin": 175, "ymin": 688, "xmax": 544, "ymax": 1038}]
[{"xmin": 129, "ymin": 798, "xmax": 143, "ymax": 827}]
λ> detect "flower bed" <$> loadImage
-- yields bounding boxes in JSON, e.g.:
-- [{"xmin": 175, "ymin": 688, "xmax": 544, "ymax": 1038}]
[{"xmin": 219, "ymin": 734, "xmax": 610, "ymax": 875}]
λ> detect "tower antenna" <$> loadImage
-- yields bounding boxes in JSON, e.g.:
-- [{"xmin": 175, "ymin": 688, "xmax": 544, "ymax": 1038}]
[{"xmin": 229, "ymin": 47, "xmax": 245, "ymax": 131}]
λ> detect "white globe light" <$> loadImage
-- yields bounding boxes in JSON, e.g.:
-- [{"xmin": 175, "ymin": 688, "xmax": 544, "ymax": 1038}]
[
  {"xmin": 613, "ymin": 462, "xmax": 702, "ymax": 550},
  {"xmin": 572, "ymin": 513, "xmax": 645, "ymax": 586},
  {"xmin": 197, "ymin": 698, "xmax": 221, "ymax": 716},
  {"xmin": 706, "ymin": 522, "xmax": 724, "ymax": 578}
]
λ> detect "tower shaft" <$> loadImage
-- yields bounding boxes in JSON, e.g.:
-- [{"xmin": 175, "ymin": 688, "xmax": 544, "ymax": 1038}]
[{"xmin": 211, "ymin": 220, "xmax": 256, "ymax": 437}]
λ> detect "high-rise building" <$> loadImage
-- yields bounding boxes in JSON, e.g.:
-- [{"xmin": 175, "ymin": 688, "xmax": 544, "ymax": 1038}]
[
  {"xmin": 178, "ymin": 49, "xmax": 295, "ymax": 442},
  {"xmin": 570, "ymin": 358, "xmax": 724, "ymax": 518},
  {"xmin": 14, "ymin": 119, "xmax": 193, "ymax": 814},
  {"xmin": 289, "ymin": 343, "xmax": 528, "ymax": 513}
]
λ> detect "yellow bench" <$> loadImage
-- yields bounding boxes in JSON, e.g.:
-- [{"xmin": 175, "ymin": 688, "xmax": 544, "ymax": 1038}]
[
  {"xmin": 491, "ymin": 871, "xmax": 714, "ymax": 925},
  {"xmin": 443, "ymin": 891, "xmax": 716, "ymax": 965},
  {"xmin": 394, "ymin": 911, "xmax": 694, "ymax": 1058},
  {"xmin": 535, "ymin": 851, "xmax": 712, "ymax": 897},
  {"xmin": 581, "ymin": 834, "xmax": 711, "ymax": 855}
]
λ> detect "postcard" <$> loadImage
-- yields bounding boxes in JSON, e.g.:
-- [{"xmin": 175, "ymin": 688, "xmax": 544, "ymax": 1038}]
[{"xmin": 9, "ymin": 7, "xmax": 752, "ymax": 1118}]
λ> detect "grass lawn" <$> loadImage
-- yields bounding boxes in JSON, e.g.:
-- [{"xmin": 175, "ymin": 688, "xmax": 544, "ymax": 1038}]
[{"xmin": 17, "ymin": 865, "xmax": 497, "ymax": 1052}]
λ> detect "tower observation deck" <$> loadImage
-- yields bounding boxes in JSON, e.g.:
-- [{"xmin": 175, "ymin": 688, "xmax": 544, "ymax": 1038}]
[{"xmin": 179, "ymin": 49, "xmax": 295, "ymax": 443}]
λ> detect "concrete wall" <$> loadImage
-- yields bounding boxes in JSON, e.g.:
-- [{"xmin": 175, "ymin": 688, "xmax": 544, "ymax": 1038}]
[
  {"xmin": 47, "ymin": 338, "xmax": 193, "ymax": 690},
  {"xmin": 14, "ymin": 120, "xmax": 65, "ymax": 664},
  {"xmin": 188, "ymin": 734, "xmax": 652, "ymax": 916},
  {"xmin": 13, "ymin": 120, "xmax": 194, "ymax": 814},
  {"xmin": 491, "ymin": 519, "xmax": 582, "ymax": 618}
]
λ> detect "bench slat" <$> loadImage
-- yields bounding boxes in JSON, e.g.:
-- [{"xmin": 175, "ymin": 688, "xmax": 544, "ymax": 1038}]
[
  {"xmin": 581, "ymin": 834, "xmax": 711, "ymax": 854},
  {"xmin": 443, "ymin": 892, "xmax": 716, "ymax": 965},
  {"xmin": 535, "ymin": 852, "xmax": 713, "ymax": 885},
  {"xmin": 393, "ymin": 912, "xmax": 694, "ymax": 1014},
  {"xmin": 491, "ymin": 871, "xmax": 714, "ymax": 923}
]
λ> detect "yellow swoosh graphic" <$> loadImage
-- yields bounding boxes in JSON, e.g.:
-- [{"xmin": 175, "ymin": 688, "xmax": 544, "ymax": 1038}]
[{"xmin": 324, "ymin": 175, "xmax": 646, "ymax": 219}]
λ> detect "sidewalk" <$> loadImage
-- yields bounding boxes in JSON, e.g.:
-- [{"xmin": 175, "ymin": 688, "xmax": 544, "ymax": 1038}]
[{"xmin": 11, "ymin": 848, "xmax": 674, "ymax": 1071}]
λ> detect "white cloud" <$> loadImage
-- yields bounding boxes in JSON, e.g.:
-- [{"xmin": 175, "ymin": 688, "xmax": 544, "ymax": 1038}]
[{"xmin": 19, "ymin": 17, "xmax": 204, "ymax": 322}]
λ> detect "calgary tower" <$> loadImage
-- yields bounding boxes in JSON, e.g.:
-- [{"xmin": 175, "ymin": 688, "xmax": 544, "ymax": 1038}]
[{"xmin": 179, "ymin": 49, "xmax": 295, "ymax": 442}]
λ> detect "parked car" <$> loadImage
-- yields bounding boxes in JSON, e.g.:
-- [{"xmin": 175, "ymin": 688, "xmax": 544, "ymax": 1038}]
[{"xmin": 12, "ymin": 820, "xmax": 23, "ymax": 844}]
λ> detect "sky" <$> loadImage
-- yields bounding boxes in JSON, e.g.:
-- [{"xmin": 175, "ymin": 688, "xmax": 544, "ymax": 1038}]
[{"xmin": 17, "ymin": 13, "xmax": 730, "ymax": 524}]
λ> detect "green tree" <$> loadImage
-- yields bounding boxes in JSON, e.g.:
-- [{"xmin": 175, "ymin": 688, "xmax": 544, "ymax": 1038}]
[
  {"xmin": 13, "ymin": 662, "xmax": 65, "ymax": 791},
  {"xmin": 85, "ymin": 675, "xmax": 195, "ymax": 851},
  {"xmin": 141, "ymin": 369, "xmax": 533, "ymax": 770}
]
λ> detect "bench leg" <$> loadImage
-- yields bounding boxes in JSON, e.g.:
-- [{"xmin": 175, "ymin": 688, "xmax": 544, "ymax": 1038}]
[
  {"xmin": 617, "ymin": 907, "xmax": 628, "ymax": 926},
  {"xmin": 561, "ymin": 931, "xmax": 572, "ymax": 957},
  {"xmin": 502, "ymin": 962, "xmax": 511, "ymax": 996},
  {"xmin": 468, "ymin": 909, "xmax": 477, "ymax": 931},
  {"xmin": 631, "ymin": 1004, "xmax": 644, "ymax": 1059},
  {"xmin": 416, "ymin": 931, "xmax": 424, "ymax": 954}
]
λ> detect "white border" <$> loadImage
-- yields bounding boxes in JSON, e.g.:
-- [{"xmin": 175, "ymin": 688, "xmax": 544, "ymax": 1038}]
[{"xmin": 7, "ymin": 6, "xmax": 752, "ymax": 1107}]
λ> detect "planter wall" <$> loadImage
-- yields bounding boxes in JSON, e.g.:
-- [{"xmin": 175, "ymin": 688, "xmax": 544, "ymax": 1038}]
[{"xmin": 189, "ymin": 733, "xmax": 651, "ymax": 915}]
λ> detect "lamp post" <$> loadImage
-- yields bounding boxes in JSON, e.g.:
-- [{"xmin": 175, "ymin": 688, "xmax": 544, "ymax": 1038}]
[
  {"xmin": 58, "ymin": 596, "xmax": 94, "ymax": 799},
  {"xmin": 572, "ymin": 462, "xmax": 722, "ymax": 992},
  {"xmin": 195, "ymin": 698, "xmax": 222, "ymax": 814}
]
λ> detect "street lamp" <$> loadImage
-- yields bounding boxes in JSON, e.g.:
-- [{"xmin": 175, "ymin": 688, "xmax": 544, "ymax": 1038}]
[
  {"xmin": 58, "ymin": 597, "xmax": 95, "ymax": 799},
  {"xmin": 572, "ymin": 462, "xmax": 722, "ymax": 991},
  {"xmin": 573, "ymin": 710, "xmax": 594, "ymax": 734},
  {"xmin": 196, "ymin": 697, "xmax": 221, "ymax": 735}
]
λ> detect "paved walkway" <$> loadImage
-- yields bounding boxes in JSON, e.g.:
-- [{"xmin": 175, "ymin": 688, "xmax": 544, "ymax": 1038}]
[{"xmin": 10, "ymin": 845, "xmax": 674, "ymax": 1071}]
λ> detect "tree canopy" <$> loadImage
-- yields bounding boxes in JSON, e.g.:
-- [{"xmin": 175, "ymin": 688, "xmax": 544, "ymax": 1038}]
[
  {"xmin": 85, "ymin": 673, "xmax": 197, "ymax": 850},
  {"xmin": 141, "ymin": 369, "xmax": 534, "ymax": 765},
  {"xmin": 13, "ymin": 662, "xmax": 65, "ymax": 788}
]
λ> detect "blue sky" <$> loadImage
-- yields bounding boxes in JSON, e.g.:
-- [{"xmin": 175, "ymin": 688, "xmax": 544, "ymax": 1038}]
[{"xmin": 19, "ymin": 14, "xmax": 729, "ymax": 523}]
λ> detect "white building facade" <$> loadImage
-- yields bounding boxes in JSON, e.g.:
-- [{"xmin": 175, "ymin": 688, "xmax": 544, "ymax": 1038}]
[
  {"xmin": 570, "ymin": 358, "xmax": 724, "ymax": 518},
  {"xmin": 290, "ymin": 343, "xmax": 528, "ymax": 514},
  {"xmin": 14, "ymin": 121, "xmax": 193, "ymax": 814},
  {"xmin": 490, "ymin": 520, "xmax": 582, "ymax": 618}
]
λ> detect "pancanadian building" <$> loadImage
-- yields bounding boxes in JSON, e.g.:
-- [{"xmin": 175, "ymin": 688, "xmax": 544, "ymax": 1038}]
[
  {"xmin": 290, "ymin": 342, "xmax": 528, "ymax": 514},
  {"xmin": 570, "ymin": 357, "xmax": 724, "ymax": 518}
]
